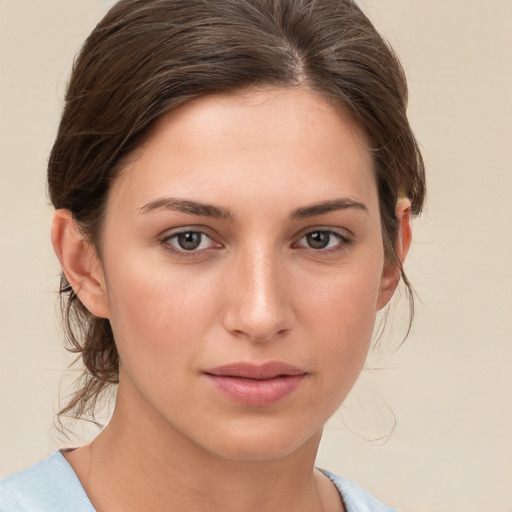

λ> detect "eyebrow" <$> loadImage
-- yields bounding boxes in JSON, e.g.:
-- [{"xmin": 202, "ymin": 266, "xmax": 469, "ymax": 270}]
[
  {"xmin": 290, "ymin": 198, "xmax": 368, "ymax": 219},
  {"xmin": 139, "ymin": 196, "xmax": 367, "ymax": 220},
  {"xmin": 139, "ymin": 198, "xmax": 234, "ymax": 219}
]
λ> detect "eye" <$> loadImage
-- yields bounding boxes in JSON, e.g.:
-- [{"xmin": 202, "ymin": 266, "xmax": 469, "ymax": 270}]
[
  {"xmin": 295, "ymin": 230, "xmax": 351, "ymax": 251},
  {"xmin": 162, "ymin": 230, "xmax": 221, "ymax": 253}
]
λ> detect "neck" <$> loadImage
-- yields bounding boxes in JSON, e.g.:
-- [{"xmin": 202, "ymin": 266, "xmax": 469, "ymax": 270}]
[{"xmin": 64, "ymin": 382, "xmax": 340, "ymax": 512}]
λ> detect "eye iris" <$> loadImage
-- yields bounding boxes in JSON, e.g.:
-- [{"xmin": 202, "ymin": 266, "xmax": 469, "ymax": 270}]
[
  {"xmin": 307, "ymin": 231, "xmax": 330, "ymax": 249},
  {"xmin": 177, "ymin": 232, "xmax": 201, "ymax": 250}
]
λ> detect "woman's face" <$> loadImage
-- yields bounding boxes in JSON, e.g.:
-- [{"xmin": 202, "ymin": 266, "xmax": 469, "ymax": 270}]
[{"xmin": 94, "ymin": 87, "xmax": 394, "ymax": 460}]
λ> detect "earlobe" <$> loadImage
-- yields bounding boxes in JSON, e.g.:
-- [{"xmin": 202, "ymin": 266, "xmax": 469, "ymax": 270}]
[
  {"xmin": 51, "ymin": 209, "xmax": 110, "ymax": 318},
  {"xmin": 376, "ymin": 198, "xmax": 412, "ymax": 310}
]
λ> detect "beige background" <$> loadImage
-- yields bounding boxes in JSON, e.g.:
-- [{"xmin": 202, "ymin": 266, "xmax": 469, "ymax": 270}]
[{"xmin": 1, "ymin": 1, "xmax": 511, "ymax": 511}]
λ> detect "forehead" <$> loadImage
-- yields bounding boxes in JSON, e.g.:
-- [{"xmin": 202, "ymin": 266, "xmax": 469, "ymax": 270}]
[{"xmin": 110, "ymin": 86, "xmax": 377, "ymax": 217}]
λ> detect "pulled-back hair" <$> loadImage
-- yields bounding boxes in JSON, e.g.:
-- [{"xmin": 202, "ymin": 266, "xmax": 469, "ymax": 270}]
[{"xmin": 48, "ymin": 0, "xmax": 425, "ymax": 424}]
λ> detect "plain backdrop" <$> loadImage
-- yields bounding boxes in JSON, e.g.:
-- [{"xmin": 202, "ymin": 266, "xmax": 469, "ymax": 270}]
[{"xmin": 1, "ymin": 1, "xmax": 511, "ymax": 511}]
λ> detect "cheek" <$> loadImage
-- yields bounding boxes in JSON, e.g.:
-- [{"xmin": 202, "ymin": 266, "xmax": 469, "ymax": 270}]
[
  {"xmin": 299, "ymin": 265, "xmax": 382, "ymax": 386},
  {"xmin": 303, "ymin": 261, "xmax": 381, "ymax": 331},
  {"xmin": 103, "ymin": 255, "xmax": 224, "ymax": 367}
]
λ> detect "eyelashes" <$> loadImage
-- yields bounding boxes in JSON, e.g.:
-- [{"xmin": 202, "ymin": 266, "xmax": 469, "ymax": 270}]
[
  {"xmin": 161, "ymin": 230, "xmax": 221, "ymax": 257},
  {"xmin": 163, "ymin": 231, "xmax": 220, "ymax": 252},
  {"xmin": 293, "ymin": 230, "xmax": 352, "ymax": 251},
  {"xmin": 160, "ymin": 227, "xmax": 353, "ymax": 258}
]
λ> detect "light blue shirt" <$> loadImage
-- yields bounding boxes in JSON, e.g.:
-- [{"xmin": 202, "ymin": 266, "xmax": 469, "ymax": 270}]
[{"xmin": 0, "ymin": 451, "xmax": 397, "ymax": 511}]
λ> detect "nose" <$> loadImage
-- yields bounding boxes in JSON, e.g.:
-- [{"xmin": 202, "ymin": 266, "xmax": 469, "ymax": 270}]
[{"xmin": 222, "ymin": 248, "xmax": 295, "ymax": 343}]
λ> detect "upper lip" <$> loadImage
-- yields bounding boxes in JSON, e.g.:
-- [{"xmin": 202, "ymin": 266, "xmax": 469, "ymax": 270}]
[{"xmin": 205, "ymin": 362, "xmax": 307, "ymax": 380}]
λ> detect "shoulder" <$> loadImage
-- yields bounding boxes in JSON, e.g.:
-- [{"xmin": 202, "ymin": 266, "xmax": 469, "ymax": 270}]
[
  {"xmin": 0, "ymin": 451, "xmax": 95, "ymax": 512},
  {"xmin": 319, "ymin": 468, "xmax": 398, "ymax": 512}
]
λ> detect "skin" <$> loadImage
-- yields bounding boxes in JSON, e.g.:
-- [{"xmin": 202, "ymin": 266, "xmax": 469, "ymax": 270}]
[{"xmin": 52, "ymin": 86, "xmax": 411, "ymax": 512}]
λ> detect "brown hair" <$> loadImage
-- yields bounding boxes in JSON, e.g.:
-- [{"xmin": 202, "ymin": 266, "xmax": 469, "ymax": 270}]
[{"xmin": 48, "ymin": 0, "xmax": 425, "ymax": 424}]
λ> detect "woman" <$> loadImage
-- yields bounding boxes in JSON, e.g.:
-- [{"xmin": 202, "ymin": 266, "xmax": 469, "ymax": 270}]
[{"xmin": 0, "ymin": 0, "xmax": 425, "ymax": 510}]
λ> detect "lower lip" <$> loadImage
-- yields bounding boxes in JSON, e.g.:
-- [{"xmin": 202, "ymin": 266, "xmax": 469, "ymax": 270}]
[{"xmin": 205, "ymin": 374, "xmax": 306, "ymax": 407}]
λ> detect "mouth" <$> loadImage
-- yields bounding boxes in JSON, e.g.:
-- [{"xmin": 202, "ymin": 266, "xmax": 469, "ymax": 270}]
[{"xmin": 204, "ymin": 362, "xmax": 307, "ymax": 407}]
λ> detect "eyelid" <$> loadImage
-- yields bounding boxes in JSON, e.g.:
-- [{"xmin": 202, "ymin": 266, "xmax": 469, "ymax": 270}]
[
  {"xmin": 160, "ymin": 226, "xmax": 223, "ymax": 255},
  {"xmin": 292, "ymin": 227, "xmax": 354, "ymax": 252},
  {"xmin": 158, "ymin": 225, "xmax": 353, "ymax": 257},
  {"xmin": 159, "ymin": 224, "xmax": 219, "ymax": 241}
]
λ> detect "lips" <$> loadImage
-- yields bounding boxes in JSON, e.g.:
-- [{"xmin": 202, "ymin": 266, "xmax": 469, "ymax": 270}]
[{"xmin": 204, "ymin": 362, "xmax": 307, "ymax": 407}]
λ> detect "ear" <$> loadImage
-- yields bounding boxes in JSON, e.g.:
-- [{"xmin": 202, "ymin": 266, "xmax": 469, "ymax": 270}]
[
  {"xmin": 51, "ymin": 209, "xmax": 110, "ymax": 318},
  {"xmin": 376, "ymin": 198, "xmax": 412, "ymax": 310}
]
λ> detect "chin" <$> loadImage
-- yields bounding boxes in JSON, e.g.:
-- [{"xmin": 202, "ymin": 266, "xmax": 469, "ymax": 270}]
[{"xmin": 195, "ymin": 421, "xmax": 323, "ymax": 463}]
